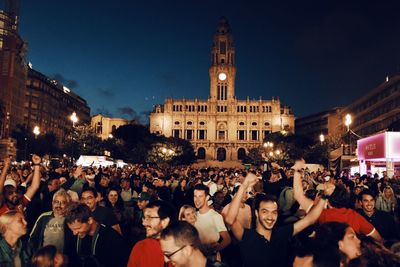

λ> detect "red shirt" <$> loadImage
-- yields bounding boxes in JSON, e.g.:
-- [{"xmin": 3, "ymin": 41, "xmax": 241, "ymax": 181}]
[
  {"xmin": 319, "ymin": 207, "xmax": 375, "ymax": 236},
  {"xmin": 127, "ymin": 238, "xmax": 172, "ymax": 267},
  {"xmin": 0, "ymin": 194, "xmax": 31, "ymax": 216}
]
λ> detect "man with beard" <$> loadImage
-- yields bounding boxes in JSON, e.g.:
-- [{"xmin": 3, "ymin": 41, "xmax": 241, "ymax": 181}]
[
  {"xmin": 64, "ymin": 203, "xmax": 129, "ymax": 267},
  {"xmin": 30, "ymin": 188, "xmax": 72, "ymax": 252},
  {"xmin": 127, "ymin": 200, "xmax": 176, "ymax": 267},
  {"xmin": 224, "ymin": 159, "xmax": 334, "ymax": 267},
  {"xmin": 0, "ymin": 155, "xmax": 42, "ymax": 216}
]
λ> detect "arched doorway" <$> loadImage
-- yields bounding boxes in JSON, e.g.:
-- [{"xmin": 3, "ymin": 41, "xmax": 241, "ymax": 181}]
[
  {"xmin": 237, "ymin": 148, "xmax": 246, "ymax": 160},
  {"xmin": 197, "ymin": 147, "xmax": 206, "ymax": 159},
  {"xmin": 217, "ymin": 147, "xmax": 226, "ymax": 161}
]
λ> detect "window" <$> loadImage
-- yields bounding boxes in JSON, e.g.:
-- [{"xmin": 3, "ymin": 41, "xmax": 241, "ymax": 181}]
[
  {"xmin": 220, "ymin": 42, "xmax": 226, "ymax": 54},
  {"xmin": 239, "ymin": 122, "xmax": 245, "ymax": 126},
  {"xmin": 173, "ymin": 129, "xmax": 180, "ymax": 138},
  {"xmin": 186, "ymin": 130, "xmax": 193, "ymax": 140},
  {"xmin": 251, "ymin": 122, "xmax": 257, "ymax": 126},
  {"xmin": 218, "ymin": 131, "xmax": 225, "ymax": 140},
  {"xmin": 174, "ymin": 121, "xmax": 180, "ymax": 125},
  {"xmin": 251, "ymin": 130, "xmax": 258, "ymax": 141},
  {"xmin": 187, "ymin": 121, "xmax": 193, "ymax": 125},
  {"xmin": 198, "ymin": 130, "xmax": 206, "ymax": 140},
  {"xmin": 199, "ymin": 121, "xmax": 205, "ymax": 126},
  {"xmin": 264, "ymin": 122, "xmax": 270, "ymax": 127},
  {"xmin": 238, "ymin": 130, "xmax": 245, "ymax": 140}
]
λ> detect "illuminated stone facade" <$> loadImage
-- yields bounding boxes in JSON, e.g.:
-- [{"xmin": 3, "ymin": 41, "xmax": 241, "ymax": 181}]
[
  {"xmin": 150, "ymin": 17, "xmax": 295, "ymax": 161},
  {"xmin": 91, "ymin": 114, "xmax": 128, "ymax": 140}
]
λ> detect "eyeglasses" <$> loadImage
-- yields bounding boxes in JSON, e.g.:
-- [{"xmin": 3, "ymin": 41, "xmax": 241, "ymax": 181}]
[
  {"xmin": 163, "ymin": 245, "xmax": 187, "ymax": 259},
  {"xmin": 52, "ymin": 200, "xmax": 67, "ymax": 206},
  {"xmin": 142, "ymin": 216, "xmax": 160, "ymax": 222}
]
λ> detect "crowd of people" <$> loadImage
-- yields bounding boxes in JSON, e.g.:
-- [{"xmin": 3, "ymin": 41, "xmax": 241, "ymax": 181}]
[{"xmin": 0, "ymin": 154, "xmax": 400, "ymax": 267}]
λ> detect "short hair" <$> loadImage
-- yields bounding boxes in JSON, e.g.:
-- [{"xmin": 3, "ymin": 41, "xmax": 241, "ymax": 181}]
[
  {"xmin": 146, "ymin": 200, "xmax": 177, "ymax": 223},
  {"xmin": 254, "ymin": 193, "xmax": 278, "ymax": 211},
  {"xmin": 193, "ymin": 183, "xmax": 209, "ymax": 196},
  {"xmin": 178, "ymin": 205, "xmax": 195, "ymax": 221},
  {"xmin": 31, "ymin": 245, "xmax": 67, "ymax": 267},
  {"xmin": 328, "ymin": 185, "xmax": 350, "ymax": 209},
  {"xmin": 65, "ymin": 203, "xmax": 92, "ymax": 224},
  {"xmin": 0, "ymin": 210, "xmax": 20, "ymax": 235},
  {"xmin": 358, "ymin": 189, "xmax": 376, "ymax": 202},
  {"xmin": 161, "ymin": 221, "xmax": 202, "ymax": 249},
  {"xmin": 53, "ymin": 188, "xmax": 72, "ymax": 203},
  {"xmin": 81, "ymin": 187, "xmax": 98, "ymax": 198}
]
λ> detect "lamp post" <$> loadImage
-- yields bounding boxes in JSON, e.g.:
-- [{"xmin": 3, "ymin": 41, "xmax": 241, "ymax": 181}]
[
  {"xmin": 33, "ymin": 126, "xmax": 40, "ymax": 138},
  {"xmin": 70, "ymin": 112, "xmax": 79, "ymax": 164},
  {"xmin": 319, "ymin": 134, "xmax": 325, "ymax": 145}
]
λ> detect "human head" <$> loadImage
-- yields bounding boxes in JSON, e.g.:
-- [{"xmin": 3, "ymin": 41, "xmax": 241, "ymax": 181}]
[
  {"xmin": 178, "ymin": 205, "xmax": 196, "ymax": 225},
  {"xmin": 254, "ymin": 194, "xmax": 279, "ymax": 230},
  {"xmin": 328, "ymin": 184, "xmax": 350, "ymax": 209},
  {"xmin": 160, "ymin": 221, "xmax": 202, "ymax": 267},
  {"xmin": 3, "ymin": 184, "xmax": 19, "ymax": 206},
  {"xmin": 81, "ymin": 187, "xmax": 98, "ymax": 211},
  {"xmin": 65, "ymin": 203, "xmax": 96, "ymax": 239},
  {"xmin": 142, "ymin": 200, "xmax": 176, "ymax": 238},
  {"xmin": 0, "ymin": 210, "xmax": 27, "ymax": 238},
  {"xmin": 52, "ymin": 189, "xmax": 72, "ymax": 217},
  {"xmin": 315, "ymin": 222, "xmax": 361, "ymax": 262},
  {"xmin": 120, "ymin": 178, "xmax": 130, "ymax": 190},
  {"xmin": 193, "ymin": 184, "xmax": 210, "ymax": 210},
  {"xmin": 358, "ymin": 189, "xmax": 376, "ymax": 214},
  {"xmin": 383, "ymin": 186, "xmax": 394, "ymax": 199},
  {"xmin": 137, "ymin": 192, "xmax": 151, "ymax": 210},
  {"xmin": 107, "ymin": 188, "xmax": 119, "ymax": 206},
  {"xmin": 31, "ymin": 245, "xmax": 66, "ymax": 267}
]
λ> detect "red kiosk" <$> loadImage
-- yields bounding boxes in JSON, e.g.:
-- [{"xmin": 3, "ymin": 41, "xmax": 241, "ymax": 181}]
[{"xmin": 357, "ymin": 132, "xmax": 400, "ymax": 177}]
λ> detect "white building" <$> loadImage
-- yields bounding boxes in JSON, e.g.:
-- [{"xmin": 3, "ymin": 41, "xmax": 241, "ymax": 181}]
[
  {"xmin": 150, "ymin": 17, "xmax": 295, "ymax": 161},
  {"xmin": 91, "ymin": 114, "xmax": 128, "ymax": 140}
]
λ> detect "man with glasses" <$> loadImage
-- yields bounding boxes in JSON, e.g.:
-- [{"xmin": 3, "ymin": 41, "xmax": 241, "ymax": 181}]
[
  {"xmin": 30, "ymin": 188, "xmax": 72, "ymax": 252},
  {"xmin": 160, "ymin": 221, "xmax": 228, "ymax": 267},
  {"xmin": 127, "ymin": 200, "xmax": 177, "ymax": 267}
]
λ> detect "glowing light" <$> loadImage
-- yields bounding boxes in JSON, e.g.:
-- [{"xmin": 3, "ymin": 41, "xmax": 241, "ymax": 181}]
[
  {"xmin": 33, "ymin": 126, "xmax": 40, "ymax": 136},
  {"xmin": 319, "ymin": 134, "xmax": 325, "ymax": 143},
  {"xmin": 162, "ymin": 147, "xmax": 167, "ymax": 154},
  {"xmin": 218, "ymin": 73, "xmax": 227, "ymax": 81},
  {"xmin": 70, "ymin": 112, "xmax": 78, "ymax": 124},
  {"xmin": 345, "ymin": 114, "xmax": 352, "ymax": 127},
  {"xmin": 269, "ymin": 151, "xmax": 274, "ymax": 156},
  {"xmin": 63, "ymin": 86, "xmax": 70, "ymax": 93}
]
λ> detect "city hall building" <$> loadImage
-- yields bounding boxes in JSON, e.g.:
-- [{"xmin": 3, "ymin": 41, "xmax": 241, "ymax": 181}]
[{"xmin": 150, "ymin": 17, "xmax": 295, "ymax": 161}]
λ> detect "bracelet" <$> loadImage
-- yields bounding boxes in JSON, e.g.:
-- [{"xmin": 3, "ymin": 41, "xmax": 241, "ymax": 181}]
[{"xmin": 320, "ymin": 193, "xmax": 330, "ymax": 200}]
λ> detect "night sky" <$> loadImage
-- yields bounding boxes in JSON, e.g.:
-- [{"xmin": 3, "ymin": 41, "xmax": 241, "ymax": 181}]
[{"xmin": 18, "ymin": 0, "xmax": 400, "ymax": 123}]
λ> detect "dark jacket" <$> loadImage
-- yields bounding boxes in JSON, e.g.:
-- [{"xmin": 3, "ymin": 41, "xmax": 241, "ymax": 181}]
[
  {"xmin": 0, "ymin": 238, "xmax": 33, "ymax": 267},
  {"xmin": 65, "ymin": 223, "xmax": 130, "ymax": 267}
]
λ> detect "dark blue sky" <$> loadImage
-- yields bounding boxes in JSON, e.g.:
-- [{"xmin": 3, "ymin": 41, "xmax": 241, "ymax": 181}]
[{"xmin": 18, "ymin": 0, "xmax": 400, "ymax": 123}]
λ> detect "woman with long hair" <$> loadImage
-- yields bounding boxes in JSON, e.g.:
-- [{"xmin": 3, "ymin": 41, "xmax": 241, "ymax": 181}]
[
  {"xmin": 178, "ymin": 204, "xmax": 197, "ymax": 225},
  {"xmin": 314, "ymin": 222, "xmax": 362, "ymax": 266}
]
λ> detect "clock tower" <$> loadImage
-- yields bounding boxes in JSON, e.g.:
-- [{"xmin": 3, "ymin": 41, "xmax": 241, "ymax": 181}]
[{"xmin": 209, "ymin": 17, "xmax": 236, "ymax": 101}]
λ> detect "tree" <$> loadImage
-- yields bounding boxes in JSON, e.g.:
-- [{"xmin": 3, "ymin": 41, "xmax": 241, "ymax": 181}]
[{"xmin": 62, "ymin": 125, "xmax": 103, "ymax": 159}]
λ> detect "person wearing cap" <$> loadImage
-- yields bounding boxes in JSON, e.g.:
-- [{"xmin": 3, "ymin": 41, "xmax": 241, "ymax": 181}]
[
  {"xmin": 131, "ymin": 192, "xmax": 151, "ymax": 245},
  {"xmin": 0, "ymin": 155, "xmax": 42, "ymax": 216}
]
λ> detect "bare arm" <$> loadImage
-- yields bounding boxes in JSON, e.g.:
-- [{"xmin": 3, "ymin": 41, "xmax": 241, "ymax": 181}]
[
  {"xmin": 215, "ymin": 231, "xmax": 231, "ymax": 251},
  {"xmin": 293, "ymin": 182, "xmax": 335, "ymax": 236},
  {"xmin": 0, "ymin": 157, "xmax": 11, "ymax": 194},
  {"xmin": 223, "ymin": 173, "xmax": 258, "ymax": 241},
  {"xmin": 292, "ymin": 159, "xmax": 314, "ymax": 212},
  {"xmin": 25, "ymin": 155, "xmax": 42, "ymax": 200}
]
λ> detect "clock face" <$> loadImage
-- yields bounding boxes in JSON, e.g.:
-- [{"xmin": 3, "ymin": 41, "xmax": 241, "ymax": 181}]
[{"xmin": 218, "ymin": 72, "xmax": 227, "ymax": 81}]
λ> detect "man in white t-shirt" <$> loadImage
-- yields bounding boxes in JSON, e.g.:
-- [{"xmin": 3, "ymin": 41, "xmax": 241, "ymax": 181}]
[{"xmin": 193, "ymin": 184, "xmax": 230, "ymax": 257}]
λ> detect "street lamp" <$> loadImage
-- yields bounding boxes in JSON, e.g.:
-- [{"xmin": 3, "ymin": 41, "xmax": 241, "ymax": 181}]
[
  {"xmin": 344, "ymin": 114, "xmax": 352, "ymax": 132},
  {"xmin": 69, "ymin": 112, "xmax": 79, "ymax": 165},
  {"xmin": 319, "ymin": 134, "xmax": 325, "ymax": 144},
  {"xmin": 33, "ymin": 126, "xmax": 40, "ymax": 138},
  {"xmin": 263, "ymin": 141, "xmax": 274, "ymax": 148},
  {"xmin": 70, "ymin": 112, "xmax": 78, "ymax": 127},
  {"xmin": 108, "ymin": 134, "xmax": 113, "ymax": 139}
]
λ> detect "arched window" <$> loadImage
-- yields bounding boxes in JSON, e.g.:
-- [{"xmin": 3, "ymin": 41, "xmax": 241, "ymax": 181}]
[
  {"xmin": 251, "ymin": 122, "xmax": 257, "ymax": 126},
  {"xmin": 197, "ymin": 147, "xmax": 206, "ymax": 159},
  {"xmin": 217, "ymin": 148, "xmax": 226, "ymax": 161},
  {"xmin": 174, "ymin": 121, "xmax": 180, "ymax": 125},
  {"xmin": 239, "ymin": 122, "xmax": 245, "ymax": 126},
  {"xmin": 238, "ymin": 148, "xmax": 246, "ymax": 160},
  {"xmin": 111, "ymin": 125, "xmax": 117, "ymax": 133}
]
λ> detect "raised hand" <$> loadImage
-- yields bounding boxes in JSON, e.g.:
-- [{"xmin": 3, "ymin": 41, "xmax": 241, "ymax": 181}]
[
  {"xmin": 292, "ymin": 158, "xmax": 306, "ymax": 172},
  {"xmin": 74, "ymin": 166, "xmax": 83, "ymax": 179},
  {"xmin": 243, "ymin": 173, "xmax": 259, "ymax": 188}
]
